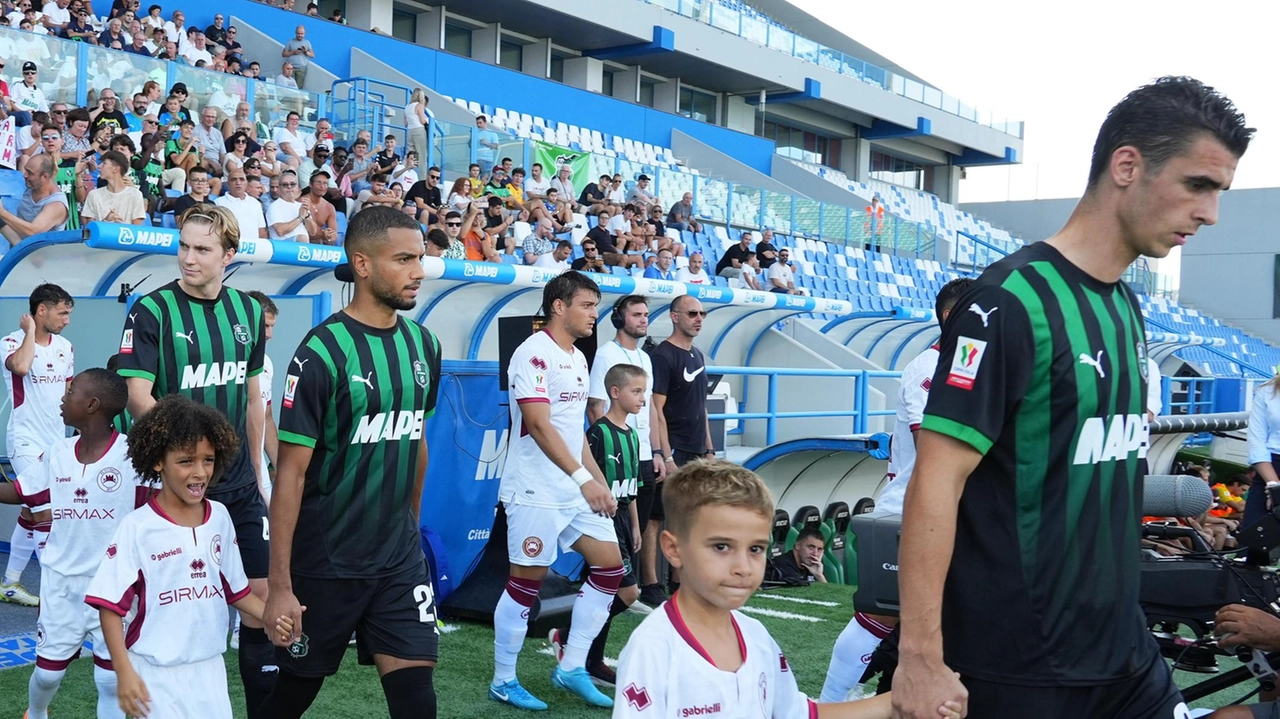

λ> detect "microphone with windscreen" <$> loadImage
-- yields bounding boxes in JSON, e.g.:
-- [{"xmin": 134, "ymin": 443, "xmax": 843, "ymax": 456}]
[{"xmin": 1142, "ymin": 475, "xmax": 1214, "ymax": 518}]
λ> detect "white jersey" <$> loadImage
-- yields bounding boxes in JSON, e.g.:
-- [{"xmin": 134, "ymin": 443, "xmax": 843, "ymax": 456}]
[
  {"xmin": 588, "ymin": 340, "xmax": 653, "ymax": 459},
  {"xmin": 1, "ymin": 330, "xmax": 73, "ymax": 457},
  {"xmin": 259, "ymin": 354, "xmax": 273, "ymax": 460},
  {"xmin": 614, "ymin": 601, "xmax": 816, "ymax": 719},
  {"xmin": 14, "ymin": 432, "xmax": 148, "ymax": 577},
  {"xmin": 86, "ymin": 499, "xmax": 250, "ymax": 667},
  {"xmin": 502, "ymin": 330, "xmax": 590, "ymax": 510},
  {"xmin": 879, "ymin": 346, "xmax": 939, "ymax": 514}
]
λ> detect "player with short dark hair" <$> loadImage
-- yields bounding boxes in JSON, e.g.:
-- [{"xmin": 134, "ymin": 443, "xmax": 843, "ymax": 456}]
[
  {"xmin": 114, "ymin": 205, "xmax": 275, "ymax": 716},
  {"xmin": 1, "ymin": 282, "xmax": 74, "ymax": 607},
  {"xmin": 893, "ymin": 76, "xmax": 1253, "ymax": 719},
  {"xmin": 491, "ymin": 270, "xmax": 622, "ymax": 711},
  {"xmin": 261, "ymin": 206, "xmax": 443, "ymax": 719},
  {"xmin": 0, "ymin": 368, "xmax": 139, "ymax": 719}
]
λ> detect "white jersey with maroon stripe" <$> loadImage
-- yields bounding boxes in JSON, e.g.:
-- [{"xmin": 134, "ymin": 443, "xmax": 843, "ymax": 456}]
[
  {"xmin": 501, "ymin": 330, "xmax": 591, "ymax": 510},
  {"xmin": 614, "ymin": 599, "xmax": 817, "ymax": 719},
  {"xmin": 13, "ymin": 432, "xmax": 148, "ymax": 577},
  {"xmin": 86, "ymin": 499, "xmax": 250, "ymax": 667},
  {"xmin": 879, "ymin": 346, "xmax": 940, "ymax": 514},
  {"xmin": 1, "ymin": 330, "xmax": 73, "ymax": 457}
]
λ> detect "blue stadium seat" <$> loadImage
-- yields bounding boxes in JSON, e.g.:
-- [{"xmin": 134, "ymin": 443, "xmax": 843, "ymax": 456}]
[{"xmin": 0, "ymin": 170, "xmax": 23, "ymax": 198}]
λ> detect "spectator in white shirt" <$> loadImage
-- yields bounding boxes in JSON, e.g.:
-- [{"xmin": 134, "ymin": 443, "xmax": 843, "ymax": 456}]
[
  {"xmin": 267, "ymin": 169, "xmax": 319, "ymax": 242},
  {"xmin": 162, "ymin": 9, "xmax": 186, "ymax": 45},
  {"xmin": 735, "ymin": 252, "xmax": 763, "ymax": 291},
  {"xmin": 79, "ymin": 151, "xmax": 147, "ymax": 225},
  {"xmin": 549, "ymin": 165, "xmax": 578, "ymax": 210},
  {"xmin": 534, "ymin": 240, "xmax": 572, "ymax": 273},
  {"xmin": 275, "ymin": 61, "xmax": 299, "ymax": 89},
  {"xmin": 675, "ymin": 252, "xmax": 710, "ymax": 285},
  {"xmin": 11, "ymin": 62, "xmax": 48, "ymax": 117},
  {"xmin": 181, "ymin": 31, "xmax": 212, "ymax": 65},
  {"xmin": 605, "ymin": 173, "xmax": 625, "ymax": 207},
  {"xmin": 215, "ymin": 168, "xmax": 268, "ymax": 243},
  {"xmin": 40, "ymin": 0, "xmax": 69, "ymax": 33},
  {"xmin": 272, "ymin": 111, "xmax": 305, "ymax": 169},
  {"xmin": 522, "ymin": 162, "xmax": 551, "ymax": 204},
  {"xmin": 766, "ymin": 248, "xmax": 799, "ymax": 294}
]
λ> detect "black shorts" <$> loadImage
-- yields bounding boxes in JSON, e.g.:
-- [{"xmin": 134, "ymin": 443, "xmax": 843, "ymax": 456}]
[
  {"xmin": 209, "ymin": 482, "xmax": 269, "ymax": 579},
  {"xmin": 614, "ymin": 507, "xmax": 639, "ymax": 588},
  {"xmin": 277, "ymin": 560, "xmax": 440, "ymax": 677},
  {"xmin": 635, "ymin": 461, "xmax": 658, "ymax": 529},
  {"xmin": 963, "ymin": 649, "xmax": 1184, "ymax": 719}
]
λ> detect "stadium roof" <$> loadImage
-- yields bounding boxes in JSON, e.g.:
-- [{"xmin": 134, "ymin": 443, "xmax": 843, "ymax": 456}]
[{"xmin": 764, "ymin": 0, "xmax": 932, "ymax": 87}]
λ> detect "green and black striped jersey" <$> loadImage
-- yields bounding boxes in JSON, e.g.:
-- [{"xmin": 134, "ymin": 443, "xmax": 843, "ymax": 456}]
[
  {"xmin": 116, "ymin": 281, "xmax": 265, "ymax": 493},
  {"xmin": 922, "ymin": 241, "xmax": 1154, "ymax": 686},
  {"xmin": 278, "ymin": 311, "xmax": 441, "ymax": 579},
  {"xmin": 588, "ymin": 417, "xmax": 640, "ymax": 503}
]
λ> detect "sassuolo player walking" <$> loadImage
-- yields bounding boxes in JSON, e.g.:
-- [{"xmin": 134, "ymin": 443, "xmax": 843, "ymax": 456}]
[{"xmin": 262, "ymin": 206, "xmax": 443, "ymax": 719}]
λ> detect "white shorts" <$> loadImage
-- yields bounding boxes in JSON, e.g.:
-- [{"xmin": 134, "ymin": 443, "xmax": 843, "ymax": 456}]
[
  {"xmin": 504, "ymin": 501, "xmax": 617, "ymax": 567},
  {"xmin": 130, "ymin": 654, "xmax": 232, "ymax": 719},
  {"xmin": 36, "ymin": 567, "xmax": 108, "ymax": 669}
]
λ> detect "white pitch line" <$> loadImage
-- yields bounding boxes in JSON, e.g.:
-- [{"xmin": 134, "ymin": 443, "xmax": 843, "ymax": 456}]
[
  {"xmin": 739, "ymin": 606, "xmax": 824, "ymax": 623},
  {"xmin": 753, "ymin": 594, "xmax": 841, "ymax": 608}
]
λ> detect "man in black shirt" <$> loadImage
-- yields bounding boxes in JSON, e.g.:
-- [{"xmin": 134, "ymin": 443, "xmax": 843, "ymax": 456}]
[
  {"xmin": 578, "ymin": 174, "xmax": 609, "ymax": 215},
  {"xmin": 715, "ymin": 231, "xmax": 753, "ymax": 279},
  {"xmin": 768, "ymin": 528, "xmax": 827, "ymax": 585},
  {"xmin": 372, "ymin": 133, "xmax": 400, "ymax": 177},
  {"xmin": 756, "ymin": 229, "xmax": 778, "ymax": 270},
  {"xmin": 405, "ymin": 165, "xmax": 442, "ymax": 223},
  {"xmin": 89, "ymin": 89, "xmax": 129, "ymax": 136},
  {"xmin": 570, "ymin": 239, "xmax": 605, "ymax": 272},
  {"xmin": 893, "ymin": 77, "xmax": 1252, "ymax": 719},
  {"xmin": 170, "ymin": 166, "xmax": 216, "ymax": 216}
]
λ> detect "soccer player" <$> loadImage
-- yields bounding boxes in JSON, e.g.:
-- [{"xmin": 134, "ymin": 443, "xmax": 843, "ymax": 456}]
[
  {"xmin": 586, "ymin": 295, "xmax": 665, "ymax": 610},
  {"xmin": 86, "ymin": 395, "xmax": 291, "ymax": 719},
  {"xmin": 550, "ymin": 363, "xmax": 647, "ymax": 685},
  {"xmin": 114, "ymin": 205, "xmax": 275, "ymax": 715},
  {"xmin": 0, "ymin": 369, "xmax": 139, "ymax": 719},
  {"xmin": 1, "ymin": 283, "xmax": 74, "ymax": 607},
  {"xmin": 892, "ymin": 77, "xmax": 1253, "ymax": 719},
  {"xmin": 261, "ymin": 206, "xmax": 443, "ymax": 719},
  {"xmin": 819, "ymin": 277, "xmax": 973, "ymax": 702},
  {"xmin": 613, "ymin": 459, "xmax": 962, "ymax": 719},
  {"xmin": 490, "ymin": 271, "xmax": 622, "ymax": 711}
]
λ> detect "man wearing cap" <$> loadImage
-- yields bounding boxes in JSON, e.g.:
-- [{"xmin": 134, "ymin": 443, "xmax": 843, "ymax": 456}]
[
  {"xmin": 11, "ymin": 62, "xmax": 47, "ymax": 119},
  {"xmin": 626, "ymin": 174, "xmax": 657, "ymax": 214},
  {"xmin": 281, "ymin": 24, "xmax": 313, "ymax": 89}
]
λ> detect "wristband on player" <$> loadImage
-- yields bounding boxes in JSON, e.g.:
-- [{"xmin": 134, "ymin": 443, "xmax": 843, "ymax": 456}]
[{"xmin": 571, "ymin": 467, "xmax": 594, "ymax": 487}]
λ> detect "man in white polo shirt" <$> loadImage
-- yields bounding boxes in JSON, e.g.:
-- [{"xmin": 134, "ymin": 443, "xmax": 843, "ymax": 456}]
[{"xmin": 216, "ymin": 169, "xmax": 267, "ymax": 244}]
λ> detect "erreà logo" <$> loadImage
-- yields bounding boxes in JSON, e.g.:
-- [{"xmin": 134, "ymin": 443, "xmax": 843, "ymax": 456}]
[
  {"xmin": 181, "ymin": 361, "xmax": 248, "ymax": 389},
  {"xmin": 1072, "ymin": 414, "xmax": 1148, "ymax": 465},
  {"xmin": 351, "ymin": 410, "xmax": 425, "ymax": 444},
  {"xmin": 474, "ymin": 429, "xmax": 508, "ymax": 481}
]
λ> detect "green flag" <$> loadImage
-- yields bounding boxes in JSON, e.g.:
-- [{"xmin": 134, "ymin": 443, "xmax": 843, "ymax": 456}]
[{"xmin": 533, "ymin": 141, "xmax": 591, "ymax": 184}]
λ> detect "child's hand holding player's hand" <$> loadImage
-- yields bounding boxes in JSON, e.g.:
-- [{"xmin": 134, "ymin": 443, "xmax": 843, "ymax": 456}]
[
  {"xmin": 117, "ymin": 666, "xmax": 151, "ymax": 717},
  {"xmin": 938, "ymin": 700, "xmax": 964, "ymax": 719},
  {"xmin": 274, "ymin": 605, "xmax": 306, "ymax": 644}
]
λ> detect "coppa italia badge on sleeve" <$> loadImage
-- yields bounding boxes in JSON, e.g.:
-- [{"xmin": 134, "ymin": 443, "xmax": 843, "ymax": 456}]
[{"xmin": 946, "ymin": 337, "xmax": 987, "ymax": 390}]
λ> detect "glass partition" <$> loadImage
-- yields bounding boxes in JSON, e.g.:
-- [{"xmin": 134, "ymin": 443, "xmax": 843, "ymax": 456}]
[
  {"xmin": 710, "ymin": 3, "xmax": 739, "ymax": 33},
  {"xmin": 85, "ymin": 44, "xmax": 166, "ymax": 107},
  {"xmin": 435, "ymin": 119, "xmax": 473, "ymax": 177},
  {"xmin": 763, "ymin": 190, "xmax": 792, "ymax": 234},
  {"xmin": 794, "ymin": 197, "xmax": 820, "ymax": 237},
  {"xmin": 1, "ymin": 28, "xmax": 79, "ymax": 109},
  {"xmin": 730, "ymin": 184, "xmax": 761, "ymax": 228},
  {"xmin": 657, "ymin": 166, "xmax": 691, "ymax": 209},
  {"xmin": 740, "ymin": 15, "xmax": 768, "ymax": 45},
  {"xmin": 250, "ymin": 80, "xmax": 319, "ymax": 142},
  {"xmin": 822, "ymin": 205, "xmax": 850, "ymax": 243},
  {"xmin": 588, "ymin": 152, "xmax": 615, "ymax": 185},
  {"xmin": 695, "ymin": 176, "xmax": 727, "ymax": 223}
]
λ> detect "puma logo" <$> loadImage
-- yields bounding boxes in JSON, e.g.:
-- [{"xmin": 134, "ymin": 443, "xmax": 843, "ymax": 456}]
[
  {"xmin": 351, "ymin": 372, "xmax": 374, "ymax": 389},
  {"xmin": 174, "ymin": 330, "xmax": 194, "ymax": 344},
  {"xmin": 1078, "ymin": 351, "xmax": 1105, "ymax": 378},
  {"xmin": 968, "ymin": 303, "xmax": 997, "ymax": 328},
  {"xmin": 293, "ymin": 357, "xmax": 308, "ymax": 372},
  {"xmin": 608, "ymin": 452, "xmax": 623, "ymax": 464},
  {"xmin": 128, "ymin": 313, "xmax": 136, "ymax": 323}
]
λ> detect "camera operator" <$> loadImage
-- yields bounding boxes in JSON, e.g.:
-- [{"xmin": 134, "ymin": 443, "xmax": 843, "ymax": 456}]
[{"xmin": 1209, "ymin": 604, "xmax": 1280, "ymax": 718}]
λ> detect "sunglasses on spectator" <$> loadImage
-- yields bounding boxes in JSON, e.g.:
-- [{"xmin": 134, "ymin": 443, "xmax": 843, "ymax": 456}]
[
  {"xmin": 583, "ymin": 246, "xmax": 597, "ymax": 252},
  {"xmin": 51, "ymin": 109, "xmax": 66, "ymax": 114},
  {"xmin": 23, "ymin": 71, "xmax": 36, "ymax": 76},
  {"xmin": 445, "ymin": 221, "xmax": 462, "ymax": 227},
  {"xmin": 280, "ymin": 182, "xmax": 298, "ymax": 188},
  {"xmin": 428, "ymin": 174, "xmax": 440, "ymax": 180},
  {"xmin": 683, "ymin": 310, "xmax": 708, "ymax": 318},
  {"xmin": 235, "ymin": 138, "xmax": 247, "ymax": 144},
  {"xmin": 41, "ymin": 134, "xmax": 59, "ymax": 141}
]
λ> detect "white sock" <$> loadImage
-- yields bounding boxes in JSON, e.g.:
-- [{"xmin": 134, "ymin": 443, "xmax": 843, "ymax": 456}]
[
  {"xmin": 27, "ymin": 666, "xmax": 65, "ymax": 719},
  {"xmin": 5, "ymin": 524, "xmax": 36, "ymax": 584},
  {"xmin": 820, "ymin": 616, "xmax": 884, "ymax": 703},
  {"xmin": 493, "ymin": 581, "xmax": 536, "ymax": 685},
  {"xmin": 561, "ymin": 568, "xmax": 622, "ymax": 672},
  {"xmin": 95, "ymin": 664, "xmax": 125, "ymax": 719},
  {"xmin": 33, "ymin": 529, "xmax": 49, "ymax": 560}
]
